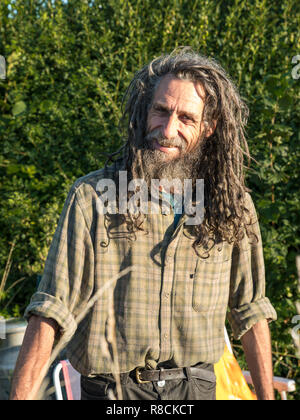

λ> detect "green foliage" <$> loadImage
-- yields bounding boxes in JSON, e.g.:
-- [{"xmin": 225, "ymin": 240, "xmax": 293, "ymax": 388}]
[{"xmin": 0, "ymin": 0, "xmax": 299, "ymax": 399}]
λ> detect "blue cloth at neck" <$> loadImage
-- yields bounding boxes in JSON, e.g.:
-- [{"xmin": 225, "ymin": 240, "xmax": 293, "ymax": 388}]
[{"xmin": 161, "ymin": 191, "xmax": 183, "ymax": 229}]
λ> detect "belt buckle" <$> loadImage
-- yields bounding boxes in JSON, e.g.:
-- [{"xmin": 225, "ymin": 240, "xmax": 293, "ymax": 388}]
[{"xmin": 135, "ymin": 367, "xmax": 151, "ymax": 384}]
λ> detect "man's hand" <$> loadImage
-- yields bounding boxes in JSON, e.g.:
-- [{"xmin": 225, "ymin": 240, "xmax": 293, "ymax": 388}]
[
  {"xmin": 241, "ymin": 319, "xmax": 275, "ymax": 400},
  {"xmin": 10, "ymin": 315, "xmax": 58, "ymax": 400}
]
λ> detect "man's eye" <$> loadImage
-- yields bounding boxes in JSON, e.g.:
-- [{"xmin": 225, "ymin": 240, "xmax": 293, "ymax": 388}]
[
  {"xmin": 181, "ymin": 115, "xmax": 193, "ymax": 122},
  {"xmin": 155, "ymin": 107, "xmax": 168, "ymax": 114}
]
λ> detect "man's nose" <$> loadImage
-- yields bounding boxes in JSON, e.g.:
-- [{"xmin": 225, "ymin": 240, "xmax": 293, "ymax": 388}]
[{"xmin": 162, "ymin": 114, "xmax": 178, "ymax": 139}]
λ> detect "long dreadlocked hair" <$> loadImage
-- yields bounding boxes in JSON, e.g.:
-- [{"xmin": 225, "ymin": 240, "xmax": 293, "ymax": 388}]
[{"xmin": 103, "ymin": 48, "xmax": 258, "ymax": 256}]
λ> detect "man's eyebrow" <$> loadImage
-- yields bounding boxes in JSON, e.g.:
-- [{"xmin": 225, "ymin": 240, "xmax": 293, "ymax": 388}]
[
  {"xmin": 152, "ymin": 101, "xmax": 200, "ymax": 121},
  {"xmin": 152, "ymin": 102, "xmax": 170, "ymax": 112}
]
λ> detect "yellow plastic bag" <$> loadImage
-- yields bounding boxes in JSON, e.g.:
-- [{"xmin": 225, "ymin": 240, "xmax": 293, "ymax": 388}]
[{"xmin": 215, "ymin": 346, "xmax": 257, "ymax": 400}]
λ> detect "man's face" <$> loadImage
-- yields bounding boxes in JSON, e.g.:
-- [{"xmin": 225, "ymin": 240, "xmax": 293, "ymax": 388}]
[{"xmin": 146, "ymin": 74, "xmax": 207, "ymax": 160}]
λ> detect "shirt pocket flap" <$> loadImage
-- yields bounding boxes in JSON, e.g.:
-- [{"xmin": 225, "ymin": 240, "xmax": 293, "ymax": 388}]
[{"xmin": 192, "ymin": 242, "xmax": 232, "ymax": 312}]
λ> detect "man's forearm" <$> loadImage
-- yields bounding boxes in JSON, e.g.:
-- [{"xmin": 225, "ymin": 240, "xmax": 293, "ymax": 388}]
[
  {"xmin": 10, "ymin": 315, "xmax": 57, "ymax": 400},
  {"xmin": 241, "ymin": 319, "xmax": 275, "ymax": 400}
]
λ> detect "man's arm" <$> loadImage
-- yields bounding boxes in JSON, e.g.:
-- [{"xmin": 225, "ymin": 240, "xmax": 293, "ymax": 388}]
[
  {"xmin": 10, "ymin": 315, "xmax": 58, "ymax": 400},
  {"xmin": 241, "ymin": 319, "xmax": 275, "ymax": 400}
]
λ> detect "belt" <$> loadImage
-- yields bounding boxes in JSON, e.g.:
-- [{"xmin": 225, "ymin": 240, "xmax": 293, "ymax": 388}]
[{"xmin": 135, "ymin": 366, "xmax": 216, "ymax": 384}]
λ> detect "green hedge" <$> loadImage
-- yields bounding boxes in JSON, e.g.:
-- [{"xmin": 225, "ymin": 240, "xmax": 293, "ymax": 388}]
[{"xmin": 0, "ymin": 0, "xmax": 299, "ymax": 399}]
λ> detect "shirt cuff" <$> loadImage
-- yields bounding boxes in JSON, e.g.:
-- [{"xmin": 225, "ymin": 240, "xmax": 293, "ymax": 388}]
[
  {"xmin": 24, "ymin": 292, "xmax": 78, "ymax": 341},
  {"xmin": 228, "ymin": 297, "xmax": 277, "ymax": 340}
]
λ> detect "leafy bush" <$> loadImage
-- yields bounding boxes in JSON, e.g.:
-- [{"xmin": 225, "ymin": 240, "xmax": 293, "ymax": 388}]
[{"xmin": 0, "ymin": 0, "xmax": 299, "ymax": 399}]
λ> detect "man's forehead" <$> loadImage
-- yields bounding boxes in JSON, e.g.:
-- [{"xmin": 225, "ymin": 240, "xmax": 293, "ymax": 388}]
[{"xmin": 152, "ymin": 74, "xmax": 206, "ymax": 110}]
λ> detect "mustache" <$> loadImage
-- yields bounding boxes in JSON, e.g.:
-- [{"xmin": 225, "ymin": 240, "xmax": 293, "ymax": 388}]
[{"xmin": 145, "ymin": 129, "xmax": 187, "ymax": 151}]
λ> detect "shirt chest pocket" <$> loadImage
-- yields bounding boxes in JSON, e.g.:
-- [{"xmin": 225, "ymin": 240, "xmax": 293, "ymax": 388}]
[{"xmin": 192, "ymin": 244, "xmax": 232, "ymax": 313}]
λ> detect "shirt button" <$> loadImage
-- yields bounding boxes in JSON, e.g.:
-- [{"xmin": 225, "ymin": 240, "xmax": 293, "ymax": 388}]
[
  {"xmin": 157, "ymin": 380, "xmax": 166, "ymax": 387},
  {"xmin": 164, "ymin": 333, "xmax": 168, "ymax": 339},
  {"xmin": 164, "ymin": 292, "xmax": 170, "ymax": 299}
]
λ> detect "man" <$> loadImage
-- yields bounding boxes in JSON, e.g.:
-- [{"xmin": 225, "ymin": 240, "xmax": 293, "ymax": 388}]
[{"xmin": 10, "ymin": 49, "xmax": 277, "ymax": 400}]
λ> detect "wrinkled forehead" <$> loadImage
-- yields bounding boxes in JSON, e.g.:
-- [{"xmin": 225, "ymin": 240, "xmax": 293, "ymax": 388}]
[
  {"xmin": 154, "ymin": 74, "xmax": 206, "ymax": 101},
  {"xmin": 150, "ymin": 74, "xmax": 206, "ymax": 117}
]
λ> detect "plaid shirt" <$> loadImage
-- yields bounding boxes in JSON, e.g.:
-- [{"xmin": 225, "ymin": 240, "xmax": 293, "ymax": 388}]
[{"xmin": 24, "ymin": 161, "xmax": 277, "ymax": 376}]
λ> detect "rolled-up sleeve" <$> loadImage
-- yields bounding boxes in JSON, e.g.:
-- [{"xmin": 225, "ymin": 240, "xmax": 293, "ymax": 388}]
[
  {"xmin": 227, "ymin": 193, "xmax": 277, "ymax": 340},
  {"xmin": 24, "ymin": 184, "xmax": 94, "ymax": 341}
]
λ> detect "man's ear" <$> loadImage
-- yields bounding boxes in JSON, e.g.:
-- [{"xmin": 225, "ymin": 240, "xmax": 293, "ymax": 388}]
[{"xmin": 202, "ymin": 119, "xmax": 217, "ymax": 138}]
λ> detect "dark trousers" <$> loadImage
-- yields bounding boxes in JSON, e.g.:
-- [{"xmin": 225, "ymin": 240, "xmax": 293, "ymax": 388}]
[{"xmin": 81, "ymin": 363, "xmax": 216, "ymax": 401}]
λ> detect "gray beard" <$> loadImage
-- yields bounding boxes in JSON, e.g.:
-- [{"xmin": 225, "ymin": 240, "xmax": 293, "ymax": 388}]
[{"xmin": 139, "ymin": 133, "xmax": 205, "ymax": 188}]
